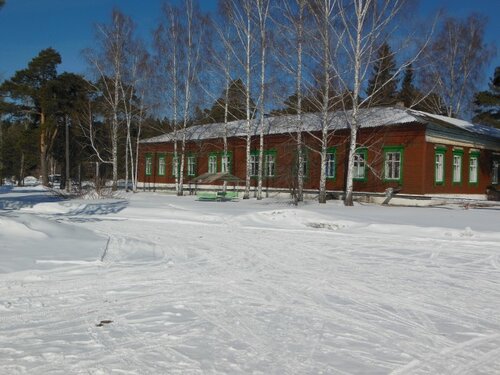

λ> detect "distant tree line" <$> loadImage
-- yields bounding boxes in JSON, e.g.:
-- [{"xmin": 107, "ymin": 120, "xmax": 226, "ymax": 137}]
[{"xmin": 0, "ymin": 0, "xmax": 497, "ymax": 205}]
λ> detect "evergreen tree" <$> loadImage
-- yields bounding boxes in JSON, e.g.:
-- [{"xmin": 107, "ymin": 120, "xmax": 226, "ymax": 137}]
[
  {"xmin": 0, "ymin": 48, "xmax": 62, "ymax": 185},
  {"xmin": 204, "ymin": 79, "xmax": 255, "ymax": 124},
  {"xmin": 473, "ymin": 66, "xmax": 500, "ymax": 128},
  {"xmin": 366, "ymin": 43, "xmax": 398, "ymax": 106},
  {"xmin": 399, "ymin": 64, "xmax": 416, "ymax": 107}
]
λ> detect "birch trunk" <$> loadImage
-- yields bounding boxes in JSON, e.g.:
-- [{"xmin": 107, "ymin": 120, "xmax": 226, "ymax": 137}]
[
  {"xmin": 243, "ymin": 4, "xmax": 252, "ymax": 200},
  {"xmin": 296, "ymin": 0, "xmax": 305, "ymax": 203},
  {"xmin": 256, "ymin": 0, "xmax": 269, "ymax": 201},
  {"xmin": 318, "ymin": 0, "xmax": 331, "ymax": 204}
]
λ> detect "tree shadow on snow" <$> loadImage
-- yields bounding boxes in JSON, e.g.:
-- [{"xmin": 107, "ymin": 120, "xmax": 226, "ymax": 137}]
[
  {"xmin": 67, "ymin": 200, "xmax": 128, "ymax": 216},
  {"xmin": 0, "ymin": 189, "xmax": 63, "ymax": 211}
]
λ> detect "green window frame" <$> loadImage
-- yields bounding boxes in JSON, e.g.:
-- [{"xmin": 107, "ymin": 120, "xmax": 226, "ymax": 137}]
[
  {"xmin": 171, "ymin": 153, "xmax": 180, "ymax": 177},
  {"xmin": 157, "ymin": 154, "xmax": 166, "ymax": 176},
  {"xmin": 434, "ymin": 146, "xmax": 446, "ymax": 185},
  {"xmin": 452, "ymin": 149, "xmax": 464, "ymax": 185},
  {"xmin": 383, "ymin": 146, "xmax": 404, "ymax": 183},
  {"xmin": 264, "ymin": 149, "xmax": 277, "ymax": 177},
  {"xmin": 250, "ymin": 151, "xmax": 259, "ymax": 177},
  {"xmin": 353, "ymin": 148, "xmax": 367, "ymax": 182},
  {"xmin": 326, "ymin": 147, "xmax": 336, "ymax": 180},
  {"xmin": 145, "ymin": 153, "xmax": 153, "ymax": 176},
  {"xmin": 300, "ymin": 148, "xmax": 309, "ymax": 177},
  {"xmin": 469, "ymin": 151, "xmax": 480, "ymax": 185},
  {"xmin": 220, "ymin": 151, "xmax": 233, "ymax": 174},
  {"xmin": 493, "ymin": 159, "xmax": 499, "ymax": 185},
  {"xmin": 208, "ymin": 152, "xmax": 218, "ymax": 174},
  {"xmin": 187, "ymin": 154, "xmax": 197, "ymax": 177}
]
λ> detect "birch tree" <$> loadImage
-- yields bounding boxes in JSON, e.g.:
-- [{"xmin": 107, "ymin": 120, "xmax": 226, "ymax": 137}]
[
  {"xmin": 177, "ymin": 0, "xmax": 205, "ymax": 196},
  {"xmin": 225, "ymin": 0, "xmax": 256, "ymax": 199},
  {"xmin": 85, "ymin": 9, "xmax": 134, "ymax": 190},
  {"xmin": 274, "ymin": 0, "xmax": 311, "ymax": 203},
  {"xmin": 309, "ymin": 0, "xmax": 340, "ymax": 204},
  {"xmin": 154, "ymin": 3, "xmax": 182, "ymax": 193},
  {"xmin": 206, "ymin": 5, "xmax": 236, "ymax": 192},
  {"xmin": 154, "ymin": 1, "xmax": 205, "ymax": 196},
  {"xmin": 119, "ymin": 39, "xmax": 150, "ymax": 192},
  {"xmin": 255, "ymin": 0, "xmax": 270, "ymax": 200},
  {"xmin": 335, "ymin": 0, "xmax": 416, "ymax": 206},
  {"xmin": 419, "ymin": 14, "xmax": 494, "ymax": 118}
]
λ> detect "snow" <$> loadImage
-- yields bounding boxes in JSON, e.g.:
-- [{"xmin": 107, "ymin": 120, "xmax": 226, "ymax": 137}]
[
  {"xmin": 1, "ymin": 186, "xmax": 500, "ymax": 374},
  {"xmin": 142, "ymin": 107, "xmax": 418, "ymax": 143},
  {"xmin": 142, "ymin": 106, "xmax": 500, "ymax": 144},
  {"xmin": 409, "ymin": 109, "xmax": 500, "ymax": 140}
]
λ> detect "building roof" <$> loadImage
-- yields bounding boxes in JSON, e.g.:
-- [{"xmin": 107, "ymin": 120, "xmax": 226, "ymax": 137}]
[{"xmin": 141, "ymin": 107, "xmax": 500, "ymax": 144}]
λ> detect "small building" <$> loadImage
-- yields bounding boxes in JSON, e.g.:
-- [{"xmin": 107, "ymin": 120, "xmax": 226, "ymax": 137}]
[{"xmin": 139, "ymin": 107, "xmax": 500, "ymax": 199}]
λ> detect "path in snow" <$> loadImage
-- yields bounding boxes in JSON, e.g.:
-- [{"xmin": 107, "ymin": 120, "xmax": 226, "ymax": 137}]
[{"xmin": 0, "ymin": 188, "xmax": 499, "ymax": 374}]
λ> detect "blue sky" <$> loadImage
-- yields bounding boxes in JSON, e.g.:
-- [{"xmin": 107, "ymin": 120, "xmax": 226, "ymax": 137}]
[{"xmin": 0, "ymin": 0, "xmax": 498, "ymax": 83}]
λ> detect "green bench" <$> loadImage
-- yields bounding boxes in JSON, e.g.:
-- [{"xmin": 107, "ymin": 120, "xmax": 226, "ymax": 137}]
[
  {"xmin": 196, "ymin": 191, "xmax": 239, "ymax": 201},
  {"xmin": 197, "ymin": 192, "xmax": 218, "ymax": 201},
  {"xmin": 219, "ymin": 191, "xmax": 239, "ymax": 200}
]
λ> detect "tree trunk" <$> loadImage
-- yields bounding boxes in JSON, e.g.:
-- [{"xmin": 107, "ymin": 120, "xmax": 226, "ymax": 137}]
[
  {"xmin": 344, "ymin": 122, "xmax": 358, "ymax": 206},
  {"xmin": 65, "ymin": 115, "xmax": 70, "ymax": 193},
  {"xmin": 318, "ymin": 0, "xmax": 330, "ymax": 204},
  {"xmin": 40, "ymin": 111, "xmax": 49, "ymax": 186},
  {"xmin": 111, "ymin": 113, "xmax": 118, "ymax": 191},
  {"xmin": 243, "ymin": 5, "xmax": 252, "ymax": 200}
]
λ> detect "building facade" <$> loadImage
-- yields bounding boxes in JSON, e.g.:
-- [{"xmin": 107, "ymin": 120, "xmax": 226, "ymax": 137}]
[{"xmin": 139, "ymin": 107, "xmax": 500, "ymax": 198}]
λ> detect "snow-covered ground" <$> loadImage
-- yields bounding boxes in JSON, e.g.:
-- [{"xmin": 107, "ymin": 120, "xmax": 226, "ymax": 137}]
[{"xmin": 0, "ymin": 186, "xmax": 499, "ymax": 374}]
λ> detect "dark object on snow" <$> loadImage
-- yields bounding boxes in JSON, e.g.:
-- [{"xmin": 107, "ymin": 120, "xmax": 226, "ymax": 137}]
[
  {"xmin": 486, "ymin": 185, "xmax": 500, "ymax": 201},
  {"xmin": 382, "ymin": 187, "xmax": 402, "ymax": 205},
  {"xmin": 96, "ymin": 320, "xmax": 113, "ymax": 327}
]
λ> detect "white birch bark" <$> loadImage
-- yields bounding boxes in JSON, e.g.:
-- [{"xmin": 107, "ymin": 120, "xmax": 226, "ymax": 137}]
[{"xmin": 256, "ymin": 0, "xmax": 269, "ymax": 200}]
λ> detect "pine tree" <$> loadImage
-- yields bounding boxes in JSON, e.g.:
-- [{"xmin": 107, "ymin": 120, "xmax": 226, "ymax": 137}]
[
  {"xmin": 366, "ymin": 43, "xmax": 398, "ymax": 106},
  {"xmin": 473, "ymin": 66, "xmax": 500, "ymax": 128},
  {"xmin": 399, "ymin": 64, "xmax": 416, "ymax": 107},
  {"xmin": 0, "ymin": 48, "xmax": 62, "ymax": 186},
  {"xmin": 204, "ymin": 79, "xmax": 255, "ymax": 123}
]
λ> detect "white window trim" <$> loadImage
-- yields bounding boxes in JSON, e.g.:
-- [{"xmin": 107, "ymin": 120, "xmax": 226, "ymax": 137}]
[
  {"xmin": 435, "ymin": 153, "xmax": 444, "ymax": 184},
  {"xmin": 453, "ymin": 154, "xmax": 462, "ymax": 183},
  {"xmin": 384, "ymin": 151, "xmax": 401, "ymax": 181}
]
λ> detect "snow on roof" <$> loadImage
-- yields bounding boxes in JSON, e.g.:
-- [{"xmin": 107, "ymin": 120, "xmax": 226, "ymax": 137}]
[
  {"xmin": 408, "ymin": 110, "xmax": 500, "ymax": 140},
  {"xmin": 141, "ymin": 106, "xmax": 500, "ymax": 144}
]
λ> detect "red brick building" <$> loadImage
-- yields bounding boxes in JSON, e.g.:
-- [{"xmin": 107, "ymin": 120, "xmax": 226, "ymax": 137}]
[{"xmin": 139, "ymin": 107, "xmax": 500, "ymax": 198}]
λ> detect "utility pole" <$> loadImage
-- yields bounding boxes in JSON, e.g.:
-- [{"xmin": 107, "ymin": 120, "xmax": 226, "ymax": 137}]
[{"xmin": 65, "ymin": 115, "xmax": 70, "ymax": 193}]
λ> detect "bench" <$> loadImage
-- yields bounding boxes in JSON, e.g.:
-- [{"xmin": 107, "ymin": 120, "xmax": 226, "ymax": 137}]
[
  {"xmin": 196, "ymin": 191, "xmax": 239, "ymax": 202},
  {"xmin": 218, "ymin": 191, "xmax": 239, "ymax": 201},
  {"xmin": 197, "ymin": 192, "xmax": 218, "ymax": 201}
]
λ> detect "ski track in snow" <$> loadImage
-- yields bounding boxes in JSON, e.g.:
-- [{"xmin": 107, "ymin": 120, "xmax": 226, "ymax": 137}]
[{"xmin": 0, "ymin": 189, "xmax": 499, "ymax": 374}]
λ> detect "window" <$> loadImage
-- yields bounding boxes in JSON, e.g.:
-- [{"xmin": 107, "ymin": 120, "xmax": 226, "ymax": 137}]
[
  {"xmin": 452, "ymin": 149, "xmax": 463, "ymax": 184},
  {"xmin": 493, "ymin": 160, "xmax": 499, "ymax": 185},
  {"xmin": 435, "ymin": 147, "xmax": 446, "ymax": 185},
  {"xmin": 172, "ymin": 154, "xmax": 179, "ymax": 177},
  {"xmin": 158, "ymin": 154, "xmax": 166, "ymax": 176},
  {"xmin": 221, "ymin": 152, "xmax": 232, "ymax": 173},
  {"xmin": 300, "ymin": 151, "xmax": 308, "ymax": 177},
  {"xmin": 250, "ymin": 153, "xmax": 259, "ymax": 176},
  {"xmin": 208, "ymin": 154, "xmax": 217, "ymax": 174},
  {"xmin": 353, "ymin": 148, "xmax": 367, "ymax": 181},
  {"xmin": 145, "ymin": 154, "xmax": 152, "ymax": 176},
  {"xmin": 326, "ymin": 148, "xmax": 336, "ymax": 179},
  {"xmin": 187, "ymin": 155, "xmax": 196, "ymax": 176},
  {"xmin": 383, "ymin": 146, "xmax": 403, "ymax": 182},
  {"xmin": 469, "ymin": 153, "xmax": 479, "ymax": 184},
  {"xmin": 265, "ymin": 151, "xmax": 276, "ymax": 177}
]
